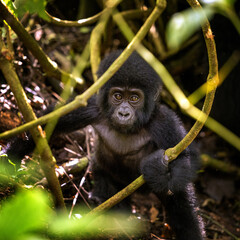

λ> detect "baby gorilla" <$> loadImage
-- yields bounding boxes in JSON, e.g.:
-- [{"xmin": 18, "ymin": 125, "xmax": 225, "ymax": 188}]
[
  {"xmin": 5, "ymin": 51, "xmax": 205, "ymax": 240},
  {"xmin": 91, "ymin": 51, "xmax": 204, "ymax": 239}
]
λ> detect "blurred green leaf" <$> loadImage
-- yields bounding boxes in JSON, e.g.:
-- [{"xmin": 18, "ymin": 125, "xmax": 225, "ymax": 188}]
[
  {"xmin": 0, "ymin": 190, "xmax": 142, "ymax": 239},
  {"xmin": 2, "ymin": 0, "xmax": 16, "ymax": 13},
  {"xmin": 0, "ymin": 189, "xmax": 52, "ymax": 239},
  {"xmin": 166, "ymin": 7, "xmax": 214, "ymax": 50},
  {"xmin": 0, "ymin": 154, "xmax": 16, "ymax": 176},
  {"xmin": 13, "ymin": 0, "xmax": 50, "ymax": 21},
  {"xmin": 201, "ymin": 0, "xmax": 235, "ymax": 8},
  {"xmin": 48, "ymin": 211, "xmax": 143, "ymax": 238}
]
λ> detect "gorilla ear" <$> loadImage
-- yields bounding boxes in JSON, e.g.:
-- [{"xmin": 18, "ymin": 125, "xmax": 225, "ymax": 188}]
[{"xmin": 154, "ymin": 86, "xmax": 162, "ymax": 101}]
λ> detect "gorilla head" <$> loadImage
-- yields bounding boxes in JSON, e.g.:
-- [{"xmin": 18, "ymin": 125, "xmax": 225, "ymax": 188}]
[{"xmin": 97, "ymin": 51, "xmax": 162, "ymax": 132}]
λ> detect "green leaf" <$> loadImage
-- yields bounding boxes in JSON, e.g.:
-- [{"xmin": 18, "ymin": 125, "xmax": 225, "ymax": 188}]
[
  {"xmin": 201, "ymin": 0, "xmax": 235, "ymax": 8},
  {"xmin": 166, "ymin": 7, "xmax": 214, "ymax": 50},
  {"xmin": 0, "ymin": 189, "xmax": 52, "ymax": 239},
  {"xmin": 0, "ymin": 154, "xmax": 16, "ymax": 175},
  {"xmin": 2, "ymin": 0, "xmax": 16, "ymax": 14},
  {"xmin": 13, "ymin": 0, "xmax": 50, "ymax": 21},
  {"xmin": 49, "ymin": 211, "xmax": 142, "ymax": 238}
]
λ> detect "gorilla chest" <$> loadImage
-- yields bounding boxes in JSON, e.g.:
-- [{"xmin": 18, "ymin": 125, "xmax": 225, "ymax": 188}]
[{"xmin": 93, "ymin": 122, "xmax": 151, "ymax": 157}]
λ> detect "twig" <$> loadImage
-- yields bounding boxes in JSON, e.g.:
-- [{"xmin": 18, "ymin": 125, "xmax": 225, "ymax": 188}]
[
  {"xmin": 46, "ymin": 9, "xmax": 103, "ymax": 27},
  {"xmin": 188, "ymin": 50, "xmax": 240, "ymax": 105},
  {"xmin": 90, "ymin": 0, "xmax": 122, "ymax": 82},
  {"xmin": 0, "ymin": 33, "xmax": 66, "ymax": 210},
  {"xmin": 87, "ymin": 175, "xmax": 145, "ymax": 216},
  {"xmin": 0, "ymin": 0, "xmax": 85, "ymax": 89},
  {"xmin": 46, "ymin": 8, "xmax": 151, "ymax": 27},
  {"xmin": 201, "ymin": 212, "xmax": 240, "ymax": 240},
  {"xmin": 165, "ymin": 0, "xmax": 219, "ymax": 160},
  {"xmin": 201, "ymin": 154, "xmax": 240, "ymax": 178},
  {"xmin": 223, "ymin": 6, "xmax": 240, "ymax": 35}
]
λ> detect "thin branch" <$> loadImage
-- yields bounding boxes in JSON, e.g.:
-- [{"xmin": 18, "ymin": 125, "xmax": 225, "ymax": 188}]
[
  {"xmin": 0, "ymin": 35, "xmax": 65, "ymax": 210},
  {"xmin": 0, "ymin": 0, "xmax": 166, "ymax": 140},
  {"xmin": 0, "ymin": 0, "xmax": 85, "ymax": 89},
  {"xmin": 223, "ymin": 6, "xmax": 240, "ymax": 35},
  {"xmin": 87, "ymin": 175, "xmax": 145, "ymax": 216},
  {"xmin": 89, "ymin": 4, "xmax": 151, "ymax": 82},
  {"xmin": 46, "ymin": 8, "xmax": 151, "ymax": 27},
  {"xmin": 46, "ymin": 9, "xmax": 103, "ymax": 27},
  {"xmin": 201, "ymin": 154, "xmax": 240, "ymax": 178},
  {"xmin": 165, "ymin": 0, "xmax": 219, "ymax": 160},
  {"xmin": 201, "ymin": 212, "xmax": 240, "ymax": 240},
  {"xmin": 90, "ymin": 0, "xmax": 123, "ymax": 82},
  {"xmin": 44, "ymin": 42, "xmax": 91, "ymax": 141},
  {"xmin": 188, "ymin": 50, "xmax": 240, "ymax": 105}
]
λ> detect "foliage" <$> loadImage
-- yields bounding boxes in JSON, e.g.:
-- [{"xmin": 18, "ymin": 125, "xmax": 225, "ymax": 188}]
[
  {"xmin": 166, "ymin": 0, "xmax": 238, "ymax": 49},
  {"xmin": 201, "ymin": 0, "xmax": 236, "ymax": 8},
  {"xmin": 3, "ymin": 0, "xmax": 50, "ymax": 21},
  {"xmin": 166, "ymin": 7, "xmax": 214, "ymax": 49},
  {"xmin": 2, "ymin": 0, "xmax": 15, "ymax": 13},
  {"xmin": 2, "ymin": 0, "xmax": 238, "ymax": 50},
  {"xmin": 0, "ymin": 153, "xmax": 16, "ymax": 177},
  {"xmin": 0, "ymin": 189, "xmax": 140, "ymax": 239},
  {"xmin": 0, "ymin": 189, "xmax": 51, "ymax": 240}
]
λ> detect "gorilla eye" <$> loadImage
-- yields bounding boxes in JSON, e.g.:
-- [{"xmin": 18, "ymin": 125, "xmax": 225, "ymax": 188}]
[
  {"xmin": 130, "ymin": 95, "xmax": 139, "ymax": 102},
  {"xmin": 113, "ymin": 93, "xmax": 123, "ymax": 101}
]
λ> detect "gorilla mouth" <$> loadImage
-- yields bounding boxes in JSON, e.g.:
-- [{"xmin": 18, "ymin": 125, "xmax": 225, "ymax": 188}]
[
  {"xmin": 112, "ymin": 116, "xmax": 135, "ymax": 128},
  {"xmin": 111, "ymin": 119, "xmax": 137, "ymax": 133}
]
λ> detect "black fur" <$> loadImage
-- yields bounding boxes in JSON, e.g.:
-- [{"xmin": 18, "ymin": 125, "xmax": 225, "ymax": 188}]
[{"xmin": 3, "ymin": 51, "xmax": 204, "ymax": 239}]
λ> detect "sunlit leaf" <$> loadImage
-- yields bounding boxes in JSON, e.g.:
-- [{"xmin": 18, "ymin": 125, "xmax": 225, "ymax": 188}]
[
  {"xmin": 49, "ymin": 211, "xmax": 143, "ymax": 238},
  {"xmin": 201, "ymin": 0, "xmax": 235, "ymax": 7},
  {"xmin": 0, "ymin": 190, "xmax": 52, "ymax": 239},
  {"xmin": 166, "ymin": 7, "xmax": 214, "ymax": 50},
  {"xmin": 13, "ymin": 0, "xmax": 50, "ymax": 21},
  {"xmin": 2, "ymin": 0, "xmax": 16, "ymax": 13},
  {"xmin": 0, "ymin": 154, "xmax": 16, "ymax": 176}
]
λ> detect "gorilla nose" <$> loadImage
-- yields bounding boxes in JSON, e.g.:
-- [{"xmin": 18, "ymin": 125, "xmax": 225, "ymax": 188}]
[{"xmin": 118, "ymin": 111, "xmax": 130, "ymax": 119}]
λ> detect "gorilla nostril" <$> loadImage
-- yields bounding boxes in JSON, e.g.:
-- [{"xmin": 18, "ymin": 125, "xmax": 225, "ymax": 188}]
[{"xmin": 119, "ymin": 111, "xmax": 130, "ymax": 118}]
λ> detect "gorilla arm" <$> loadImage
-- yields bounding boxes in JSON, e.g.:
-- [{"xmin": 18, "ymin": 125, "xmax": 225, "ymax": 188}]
[
  {"xmin": 140, "ymin": 104, "xmax": 200, "ymax": 193},
  {"xmin": 3, "ymin": 96, "xmax": 100, "ymax": 162},
  {"xmin": 139, "ymin": 105, "xmax": 204, "ymax": 240}
]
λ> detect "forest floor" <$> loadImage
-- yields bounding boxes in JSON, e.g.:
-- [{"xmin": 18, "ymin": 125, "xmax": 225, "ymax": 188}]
[{"xmin": 0, "ymin": 17, "xmax": 240, "ymax": 240}]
